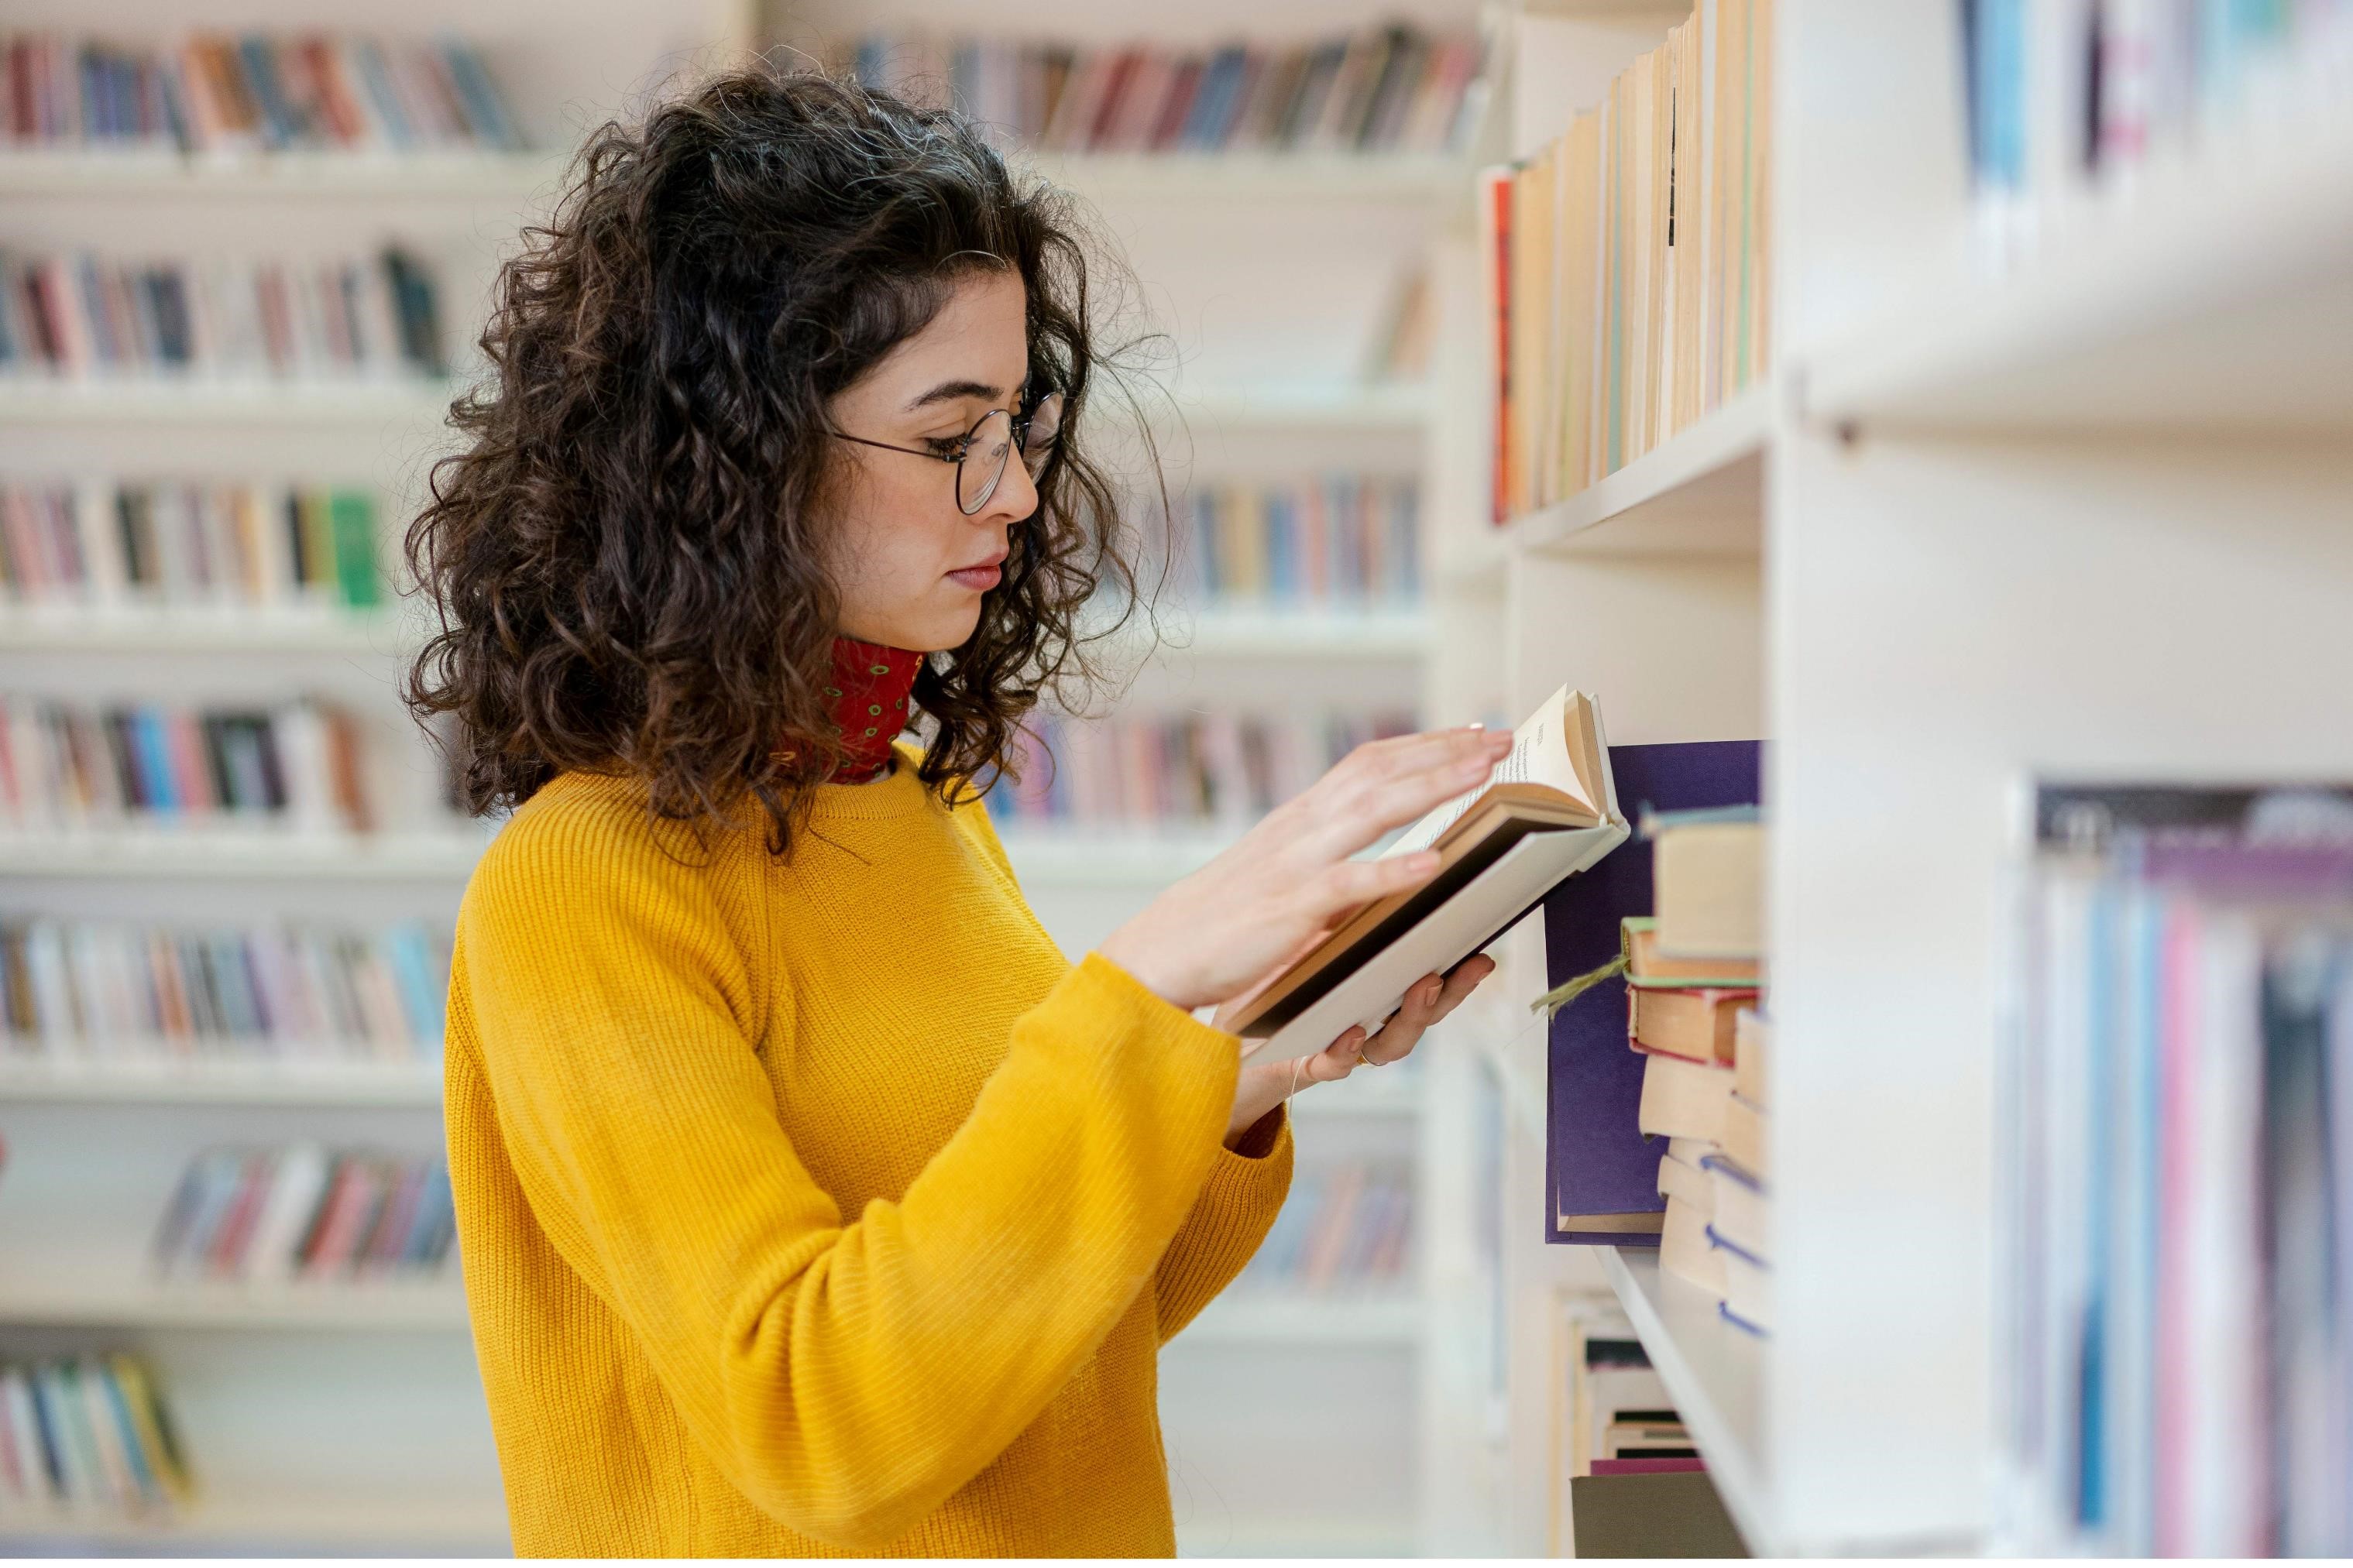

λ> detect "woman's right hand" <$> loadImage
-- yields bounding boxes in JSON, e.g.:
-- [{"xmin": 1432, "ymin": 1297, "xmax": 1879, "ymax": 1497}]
[{"xmin": 1096, "ymin": 724, "xmax": 1514, "ymax": 1014}]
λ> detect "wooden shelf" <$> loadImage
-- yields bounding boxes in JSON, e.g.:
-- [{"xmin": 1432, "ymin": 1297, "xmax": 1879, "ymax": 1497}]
[
  {"xmin": 0, "ymin": 379, "xmax": 459, "ymax": 427},
  {"xmin": 0, "ymin": 1491, "xmax": 510, "ymax": 1551},
  {"xmin": 0, "ymin": 1058, "xmax": 440, "ymax": 1107},
  {"xmin": 0, "ymin": 832, "xmax": 489, "ymax": 880},
  {"xmin": 1600, "ymin": 1247, "xmax": 1778, "ymax": 1555},
  {"xmin": 1806, "ymin": 103, "xmax": 2353, "ymax": 432},
  {"xmin": 0, "ymin": 147, "xmax": 563, "ymax": 198},
  {"xmin": 1510, "ymin": 386, "xmax": 1770, "ymax": 555},
  {"xmin": 0, "ymin": 1277, "xmax": 466, "ymax": 1331},
  {"xmin": 1179, "ymin": 1290, "xmax": 1423, "ymax": 1347}
]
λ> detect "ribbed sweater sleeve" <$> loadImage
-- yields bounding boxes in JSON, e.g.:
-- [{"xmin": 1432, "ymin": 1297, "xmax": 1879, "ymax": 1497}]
[
  {"xmin": 1152, "ymin": 1107, "xmax": 1293, "ymax": 1342},
  {"xmin": 458, "ymin": 810, "xmax": 1243, "ymax": 1550}
]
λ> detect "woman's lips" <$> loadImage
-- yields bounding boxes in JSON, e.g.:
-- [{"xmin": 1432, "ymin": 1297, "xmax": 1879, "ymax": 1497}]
[{"xmin": 947, "ymin": 564, "xmax": 1002, "ymax": 591}]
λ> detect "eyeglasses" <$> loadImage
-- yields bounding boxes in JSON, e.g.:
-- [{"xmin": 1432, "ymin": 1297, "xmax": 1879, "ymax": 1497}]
[{"xmin": 830, "ymin": 390, "xmax": 1065, "ymax": 516}]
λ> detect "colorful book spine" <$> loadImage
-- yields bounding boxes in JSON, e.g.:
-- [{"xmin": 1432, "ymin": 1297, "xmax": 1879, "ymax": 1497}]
[
  {"xmin": 2003, "ymin": 784, "xmax": 2353, "ymax": 1555},
  {"xmin": 0, "ymin": 249, "xmax": 444, "ymax": 381},
  {"xmin": 1484, "ymin": 0, "xmax": 1774, "ymax": 523},
  {"xmin": 150, "ymin": 1144, "xmax": 456, "ymax": 1282},
  {"xmin": 1238, "ymin": 1161, "xmax": 1415, "ymax": 1292},
  {"xmin": 988, "ymin": 709, "xmax": 1417, "ymax": 833},
  {"xmin": 0, "ymin": 1352, "xmax": 187, "ymax": 1518},
  {"xmin": 0, "ymin": 917, "xmax": 448, "ymax": 1061},
  {"xmin": 0, "ymin": 32, "xmax": 525, "ymax": 153},
  {"xmin": 1170, "ymin": 477, "xmax": 1420, "ymax": 606},
  {"xmin": 0, "ymin": 694, "xmax": 371, "ymax": 833},
  {"xmin": 833, "ymin": 27, "xmax": 1486, "ymax": 157},
  {"xmin": 0, "ymin": 481, "xmax": 381, "ymax": 612}
]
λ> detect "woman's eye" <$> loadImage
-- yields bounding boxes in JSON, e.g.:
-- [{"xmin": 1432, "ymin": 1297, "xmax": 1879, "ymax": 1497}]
[{"xmin": 922, "ymin": 437, "xmax": 964, "ymax": 460}]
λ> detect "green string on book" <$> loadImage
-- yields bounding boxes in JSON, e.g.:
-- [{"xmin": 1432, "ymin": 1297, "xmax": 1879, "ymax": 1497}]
[{"xmin": 1530, "ymin": 954, "xmax": 1629, "ymax": 1019}]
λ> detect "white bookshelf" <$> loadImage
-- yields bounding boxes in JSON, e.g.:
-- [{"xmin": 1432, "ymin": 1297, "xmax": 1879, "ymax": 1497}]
[
  {"xmin": 1417, "ymin": 0, "xmax": 2353, "ymax": 1556},
  {"xmin": 0, "ymin": 0, "xmax": 1482, "ymax": 1555}
]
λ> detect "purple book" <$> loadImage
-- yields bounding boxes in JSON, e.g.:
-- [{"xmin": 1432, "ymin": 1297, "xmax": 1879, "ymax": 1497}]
[{"xmin": 1546, "ymin": 739, "xmax": 1762, "ymax": 1246}]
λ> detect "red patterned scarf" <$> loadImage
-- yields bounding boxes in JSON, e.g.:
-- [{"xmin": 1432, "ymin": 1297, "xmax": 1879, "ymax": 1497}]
[{"xmin": 819, "ymin": 637, "xmax": 922, "ymax": 784}]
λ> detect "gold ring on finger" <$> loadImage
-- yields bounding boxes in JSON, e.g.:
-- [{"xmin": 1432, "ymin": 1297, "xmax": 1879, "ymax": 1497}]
[{"xmin": 1356, "ymin": 1048, "xmax": 1379, "ymax": 1069}]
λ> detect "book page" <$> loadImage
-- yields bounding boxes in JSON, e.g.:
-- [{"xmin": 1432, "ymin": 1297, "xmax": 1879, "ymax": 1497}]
[{"xmin": 1380, "ymin": 685, "xmax": 1591, "ymax": 859}]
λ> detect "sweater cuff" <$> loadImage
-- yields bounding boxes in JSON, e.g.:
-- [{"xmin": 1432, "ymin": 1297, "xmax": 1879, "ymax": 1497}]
[{"xmin": 1202, "ymin": 1103, "xmax": 1293, "ymax": 1209}]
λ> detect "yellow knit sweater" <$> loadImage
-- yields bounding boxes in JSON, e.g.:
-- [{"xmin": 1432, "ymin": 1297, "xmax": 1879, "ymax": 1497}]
[{"xmin": 443, "ymin": 752, "xmax": 1292, "ymax": 1556}]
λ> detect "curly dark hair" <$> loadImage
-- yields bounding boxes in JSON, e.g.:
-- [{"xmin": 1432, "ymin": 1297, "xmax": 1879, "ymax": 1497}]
[{"xmin": 404, "ymin": 66, "xmax": 1152, "ymax": 852}]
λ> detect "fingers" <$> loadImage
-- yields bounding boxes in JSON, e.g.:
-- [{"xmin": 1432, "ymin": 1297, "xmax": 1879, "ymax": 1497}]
[
  {"xmin": 1286, "ymin": 726, "xmax": 1513, "ymax": 863},
  {"xmin": 1296, "ymin": 848, "xmax": 1442, "ymax": 927},
  {"xmin": 1362, "ymin": 970, "xmax": 1445, "ymax": 1065}
]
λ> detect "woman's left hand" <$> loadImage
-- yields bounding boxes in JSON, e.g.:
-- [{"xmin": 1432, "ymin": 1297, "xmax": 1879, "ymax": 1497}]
[{"xmin": 1215, "ymin": 953, "xmax": 1497, "ymax": 1148}]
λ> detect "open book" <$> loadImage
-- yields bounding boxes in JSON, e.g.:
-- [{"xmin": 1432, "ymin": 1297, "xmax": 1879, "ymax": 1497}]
[{"xmin": 1227, "ymin": 686, "xmax": 1629, "ymax": 1061}]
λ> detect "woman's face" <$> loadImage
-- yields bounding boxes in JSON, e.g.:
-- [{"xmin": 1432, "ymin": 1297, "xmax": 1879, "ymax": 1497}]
[{"xmin": 823, "ymin": 268, "xmax": 1040, "ymax": 653}]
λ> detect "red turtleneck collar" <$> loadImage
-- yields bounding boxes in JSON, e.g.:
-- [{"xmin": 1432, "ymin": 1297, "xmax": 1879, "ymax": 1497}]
[{"xmin": 818, "ymin": 636, "xmax": 922, "ymax": 783}]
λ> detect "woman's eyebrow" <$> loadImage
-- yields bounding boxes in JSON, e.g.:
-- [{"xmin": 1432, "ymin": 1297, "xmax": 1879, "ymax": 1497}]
[{"xmin": 905, "ymin": 378, "xmax": 1004, "ymax": 411}]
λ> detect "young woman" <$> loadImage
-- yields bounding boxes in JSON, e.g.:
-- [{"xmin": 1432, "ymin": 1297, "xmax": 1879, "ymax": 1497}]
[{"xmin": 409, "ymin": 68, "xmax": 1501, "ymax": 1557}]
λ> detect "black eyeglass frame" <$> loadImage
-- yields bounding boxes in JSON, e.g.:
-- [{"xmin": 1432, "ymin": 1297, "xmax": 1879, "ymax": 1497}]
[{"xmin": 829, "ymin": 389, "xmax": 1065, "ymax": 516}]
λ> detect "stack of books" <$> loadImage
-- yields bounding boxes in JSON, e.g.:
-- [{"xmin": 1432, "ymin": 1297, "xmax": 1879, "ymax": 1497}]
[
  {"xmin": 1238, "ymin": 1160, "xmax": 1412, "ymax": 1295},
  {"xmin": 0, "ymin": 918, "xmax": 448, "ymax": 1064},
  {"xmin": 1963, "ymin": 1, "xmax": 2353, "ymax": 253},
  {"xmin": 0, "ymin": 248, "xmax": 445, "ymax": 382},
  {"xmin": 991, "ymin": 709, "xmax": 1417, "ymax": 833},
  {"xmin": 1640, "ymin": 810, "xmax": 1768, "ymax": 1333},
  {"xmin": 0, "ymin": 1352, "xmax": 188, "ymax": 1522},
  {"xmin": 830, "ymin": 26, "xmax": 1485, "ymax": 157},
  {"xmin": 2004, "ymin": 783, "xmax": 2353, "ymax": 1556},
  {"xmin": 153, "ymin": 1144, "xmax": 455, "ymax": 1283},
  {"xmin": 1482, "ymin": 0, "xmax": 1773, "ymax": 521},
  {"xmin": 1, "ymin": 480, "xmax": 382, "ymax": 615},
  {"xmin": 1167, "ymin": 476, "xmax": 1419, "ymax": 607},
  {"xmin": 0, "ymin": 694, "xmax": 374, "ymax": 835},
  {"xmin": 0, "ymin": 33, "xmax": 525, "ymax": 154}
]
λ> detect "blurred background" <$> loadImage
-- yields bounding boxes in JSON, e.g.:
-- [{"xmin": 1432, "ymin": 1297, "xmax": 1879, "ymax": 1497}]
[{"xmin": 2, "ymin": 0, "xmax": 2349, "ymax": 1556}]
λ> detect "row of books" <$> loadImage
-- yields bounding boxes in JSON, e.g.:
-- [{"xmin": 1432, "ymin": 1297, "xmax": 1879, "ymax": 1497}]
[
  {"xmin": 155, "ymin": 1144, "xmax": 455, "ymax": 1283},
  {"xmin": 1238, "ymin": 1161, "xmax": 1413, "ymax": 1293},
  {"xmin": 1164, "ymin": 477, "xmax": 1420, "ymax": 606},
  {"xmin": 2002, "ymin": 784, "xmax": 2353, "ymax": 1556},
  {"xmin": 0, "ymin": 249, "xmax": 445, "ymax": 382},
  {"xmin": 991, "ymin": 709, "xmax": 1417, "ymax": 832},
  {"xmin": 0, "ymin": 920, "xmax": 447, "ymax": 1063},
  {"xmin": 1963, "ymin": 1, "xmax": 2353, "ymax": 252},
  {"xmin": 0, "ymin": 1354, "xmax": 187, "ymax": 1522},
  {"xmin": 832, "ymin": 26, "xmax": 1484, "ymax": 157},
  {"xmin": 1484, "ymin": 0, "xmax": 1774, "ymax": 522},
  {"xmin": 0, "ymin": 33, "xmax": 524, "ymax": 154},
  {"xmin": 0, "ymin": 695, "xmax": 373, "ymax": 835},
  {"xmin": 1, "ymin": 481, "xmax": 382, "ymax": 613},
  {"xmin": 1567, "ymin": 1326, "xmax": 1702, "ymax": 1477}
]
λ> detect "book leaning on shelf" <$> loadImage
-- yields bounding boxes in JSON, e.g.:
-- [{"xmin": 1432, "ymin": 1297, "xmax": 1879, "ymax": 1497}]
[{"xmin": 1226, "ymin": 685, "xmax": 1626, "ymax": 1062}]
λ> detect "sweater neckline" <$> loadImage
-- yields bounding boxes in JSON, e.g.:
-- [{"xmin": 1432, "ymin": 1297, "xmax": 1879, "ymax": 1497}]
[{"xmin": 804, "ymin": 742, "xmax": 941, "ymax": 823}]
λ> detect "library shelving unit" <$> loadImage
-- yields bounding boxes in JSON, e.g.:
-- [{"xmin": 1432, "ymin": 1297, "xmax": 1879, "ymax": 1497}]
[
  {"xmin": 1418, "ymin": 0, "xmax": 2353, "ymax": 1556},
  {"xmin": 0, "ymin": 1, "xmax": 1493, "ymax": 1559},
  {"xmin": 0, "ymin": 0, "xmax": 764, "ymax": 1554}
]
